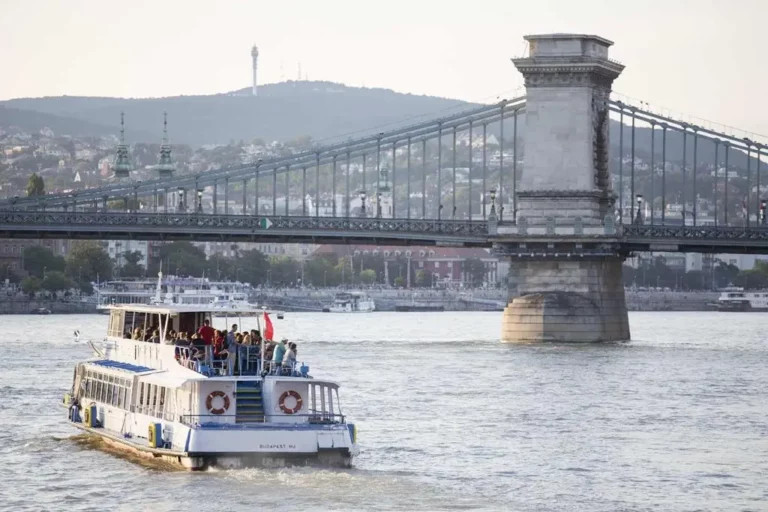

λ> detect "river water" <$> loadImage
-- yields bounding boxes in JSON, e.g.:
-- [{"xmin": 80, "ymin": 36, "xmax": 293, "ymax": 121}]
[{"xmin": 0, "ymin": 312, "xmax": 766, "ymax": 511}]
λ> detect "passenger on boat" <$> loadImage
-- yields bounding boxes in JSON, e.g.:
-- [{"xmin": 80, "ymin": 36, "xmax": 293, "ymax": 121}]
[
  {"xmin": 282, "ymin": 342, "xmax": 297, "ymax": 373},
  {"xmin": 226, "ymin": 324, "xmax": 238, "ymax": 348},
  {"xmin": 149, "ymin": 330, "xmax": 160, "ymax": 344},
  {"xmin": 226, "ymin": 325, "xmax": 238, "ymax": 374},
  {"xmin": 132, "ymin": 327, "xmax": 143, "ymax": 340},
  {"xmin": 272, "ymin": 338, "xmax": 287, "ymax": 374},
  {"xmin": 213, "ymin": 330, "xmax": 225, "ymax": 353},
  {"xmin": 197, "ymin": 319, "xmax": 215, "ymax": 345}
]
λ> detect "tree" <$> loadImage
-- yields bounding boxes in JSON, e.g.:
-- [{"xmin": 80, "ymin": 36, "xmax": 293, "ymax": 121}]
[
  {"xmin": 119, "ymin": 251, "xmax": 146, "ymax": 278},
  {"xmin": 359, "ymin": 269, "xmax": 376, "ymax": 284},
  {"xmin": 235, "ymin": 249, "xmax": 270, "ymax": 286},
  {"xmin": 394, "ymin": 276, "xmax": 405, "ymax": 287},
  {"xmin": 462, "ymin": 258, "xmax": 487, "ymax": 287},
  {"xmin": 66, "ymin": 241, "xmax": 113, "ymax": 292},
  {"xmin": 21, "ymin": 276, "xmax": 41, "ymax": 297},
  {"xmin": 23, "ymin": 245, "xmax": 65, "ymax": 278},
  {"xmin": 25, "ymin": 173, "xmax": 45, "ymax": 197},
  {"xmin": 207, "ymin": 253, "xmax": 236, "ymax": 280},
  {"xmin": 415, "ymin": 269, "xmax": 428, "ymax": 287},
  {"xmin": 734, "ymin": 268, "xmax": 768, "ymax": 290},
  {"xmin": 304, "ymin": 254, "xmax": 340, "ymax": 287},
  {"xmin": 268, "ymin": 257, "xmax": 300, "ymax": 287},
  {"xmin": 151, "ymin": 242, "xmax": 207, "ymax": 277},
  {"xmin": 41, "ymin": 271, "xmax": 74, "ymax": 292}
]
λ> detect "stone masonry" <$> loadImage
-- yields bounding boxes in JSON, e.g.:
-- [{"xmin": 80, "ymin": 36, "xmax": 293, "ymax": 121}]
[{"xmin": 498, "ymin": 34, "xmax": 630, "ymax": 343}]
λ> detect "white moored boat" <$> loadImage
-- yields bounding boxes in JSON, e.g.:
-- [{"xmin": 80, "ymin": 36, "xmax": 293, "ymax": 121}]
[
  {"xmin": 64, "ymin": 303, "xmax": 358, "ymax": 470},
  {"xmin": 716, "ymin": 287, "xmax": 768, "ymax": 312},
  {"xmin": 324, "ymin": 292, "xmax": 376, "ymax": 313}
]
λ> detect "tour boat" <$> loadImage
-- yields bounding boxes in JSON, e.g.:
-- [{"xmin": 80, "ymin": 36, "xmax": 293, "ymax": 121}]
[
  {"xmin": 323, "ymin": 292, "xmax": 376, "ymax": 313},
  {"xmin": 64, "ymin": 303, "xmax": 358, "ymax": 470},
  {"xmin": 716, "ymin": 288, "xmax": 768, "ymax": 312},
  {"xmin": 96, "ymin": 273, "xmax": 255, "ymax": 312}
]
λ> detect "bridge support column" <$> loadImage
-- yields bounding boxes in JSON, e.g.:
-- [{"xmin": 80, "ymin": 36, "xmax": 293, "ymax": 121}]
[
  {"xmin": 501, "ymin": 254, "xmax": 629, "ymax": 343},
  {"xmin": 498, "ymin": 33, "xmax": 629, "ymax": 343}
]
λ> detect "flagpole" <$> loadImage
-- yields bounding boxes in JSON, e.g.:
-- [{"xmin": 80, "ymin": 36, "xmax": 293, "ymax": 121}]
[{"xmin": 260, "ymin": 310, "xmax": 266, "ymax": 374}]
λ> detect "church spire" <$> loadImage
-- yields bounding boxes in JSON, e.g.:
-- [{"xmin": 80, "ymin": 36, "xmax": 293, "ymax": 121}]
[
  {"xmin": 112, "ymin": 112, "xmax": 133, "ymax": 178},
  {"xmin": 156, "ymin": 111, "xmax": 176, "ymax": 177}
]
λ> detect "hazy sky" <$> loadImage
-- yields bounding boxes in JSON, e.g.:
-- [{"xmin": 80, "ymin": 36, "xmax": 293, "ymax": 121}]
[{"xmin": 2, "ymin": 0, "xmax": 766, "ymax": 135}]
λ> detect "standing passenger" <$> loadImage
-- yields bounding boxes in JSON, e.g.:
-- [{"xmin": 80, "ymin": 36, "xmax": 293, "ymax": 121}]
[{"xmin": 272, "ymin": 338, "xmax": 287, "ymax": 375}]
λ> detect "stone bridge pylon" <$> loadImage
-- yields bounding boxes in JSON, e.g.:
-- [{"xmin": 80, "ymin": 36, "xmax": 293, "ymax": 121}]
[{"xmin": 496, "ymin": 34, "xmax": 630, "ymax": 343}]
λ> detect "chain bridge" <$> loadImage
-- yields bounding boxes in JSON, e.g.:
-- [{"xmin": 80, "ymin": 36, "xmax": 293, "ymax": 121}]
[{"xmin": 2, "ymin": 33, "xmax": 767, "ymax": 342}]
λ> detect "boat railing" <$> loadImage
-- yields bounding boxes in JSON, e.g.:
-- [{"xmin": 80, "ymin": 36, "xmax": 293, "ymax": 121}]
[
  {"xmin": 179, "ymin": 412, "xmax": 345, "ymax": 427},
  {"xmin": 176, "ymin": 345, "xmax": 307, "ymax": 378}
]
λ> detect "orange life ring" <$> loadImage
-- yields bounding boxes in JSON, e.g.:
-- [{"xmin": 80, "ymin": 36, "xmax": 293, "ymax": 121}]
[
  {"xmin": 206, "ymin": 390, "xmax": 230, "ymax": 415},
  {"xmin": 278, "ymin": 390, "xmax": 303, "ymax": 414}
]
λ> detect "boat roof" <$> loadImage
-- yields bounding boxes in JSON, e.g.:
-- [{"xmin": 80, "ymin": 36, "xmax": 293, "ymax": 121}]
[
  {"xmin": 105, "ymin": 303, "xmax": 263, "ymax": 315},
  {"xmin": 90, "ymin": 359, "xmax": 154, "ymax": 373}
]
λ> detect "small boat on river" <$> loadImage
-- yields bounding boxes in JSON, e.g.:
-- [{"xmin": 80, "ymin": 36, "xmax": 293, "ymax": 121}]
[
  {"xmin": 323, "ymin": 292, "xmax": 375, "ymax": 313},
  {"xmin": 64, "ymin": 303, "xmax": 358, "ymax": 470},
  {"xmin": 716, "ymin": 288, "xmax": 768, "ymax": 312}
]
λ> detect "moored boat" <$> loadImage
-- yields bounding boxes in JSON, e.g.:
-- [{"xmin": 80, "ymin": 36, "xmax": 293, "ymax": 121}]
[
  {"xmin": 323, "ymin": 292, "xmax": 375, "ymax": 313},
  {"xmin": 64, "ymin": 303, "xmax": 358, "ymax": 470},
  {"xmin": 716, "ymin": 288, "xmax": 768, "ymax": 312}
]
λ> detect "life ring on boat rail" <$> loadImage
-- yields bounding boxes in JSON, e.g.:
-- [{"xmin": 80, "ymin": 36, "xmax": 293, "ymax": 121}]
[
  {"xmin": 206, "ymin": 390, "xmax": 230, "ymax": 415},
  {"xmin": 278, "ymin": 390, "xmax": 303, "ymax": 415}
]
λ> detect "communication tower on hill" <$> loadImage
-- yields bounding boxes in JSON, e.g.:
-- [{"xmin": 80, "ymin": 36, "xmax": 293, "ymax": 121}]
[{"xmin": 251, "ymin": 45, "xmax": 259, "ymax": 96}]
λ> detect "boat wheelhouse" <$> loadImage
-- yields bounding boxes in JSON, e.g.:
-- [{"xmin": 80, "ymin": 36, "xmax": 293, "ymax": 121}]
[{"xmin": 65, "ymin": 303, "xmax": 357, "ymax": 470}]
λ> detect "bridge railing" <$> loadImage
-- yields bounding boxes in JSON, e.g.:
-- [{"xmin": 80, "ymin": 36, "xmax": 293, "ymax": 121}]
[{"xmin": 0, "ymin": 210, "xmax": 490, "ymax": 237}]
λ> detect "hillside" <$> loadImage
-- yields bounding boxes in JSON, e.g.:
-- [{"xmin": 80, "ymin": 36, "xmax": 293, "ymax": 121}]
[
  {"xmin": 2, "ymin": 81, "xmax": 758, "ymax": 172},
  {"xmin": 0, "ymin": 105, "xmax": 152, "ymax": 141},
  {"xmin": 1, "ymin": 81, "xmax": 472, "ymax": 146}
]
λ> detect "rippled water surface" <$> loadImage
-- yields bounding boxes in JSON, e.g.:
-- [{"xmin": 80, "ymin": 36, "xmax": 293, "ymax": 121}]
[{"xmin": 1, "ymin": 312, "xmax": 767, "ymax": 511}]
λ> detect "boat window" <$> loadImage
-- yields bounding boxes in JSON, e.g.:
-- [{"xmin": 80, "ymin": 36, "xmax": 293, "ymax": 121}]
[
  {"xmin": 138, "ymin": 382, "xmax": 145, "ymax": 412},
  {"xmin": 108, "ymin": 310, "xmax": 125, "ymax": 338},
  {"xmin": 158, "ymin": 387, "xmax": 166, "ymax": 417}
]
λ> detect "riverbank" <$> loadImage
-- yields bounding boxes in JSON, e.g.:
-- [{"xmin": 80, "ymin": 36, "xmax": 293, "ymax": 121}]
[{"xmin": 253, "ymin": 289, "xmax": 722, "ymax": 313}]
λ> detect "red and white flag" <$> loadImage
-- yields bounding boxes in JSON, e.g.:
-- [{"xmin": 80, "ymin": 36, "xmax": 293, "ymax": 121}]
[{"xmin": 263, "ymin": 311, "xmax": 274, "ymax": 341}]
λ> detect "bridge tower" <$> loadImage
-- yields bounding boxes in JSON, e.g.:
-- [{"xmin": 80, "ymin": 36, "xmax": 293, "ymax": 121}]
[
  {"xmin": 498, "ymin": 34, "xmax": 630, "ymax": 343},
  {"xmin": 111, "ymin": 112, "xmax": 133, "ymax": 178},
  {"xmin": 156, "ymin": 112, "xmax": 176, "ymax": 177}
]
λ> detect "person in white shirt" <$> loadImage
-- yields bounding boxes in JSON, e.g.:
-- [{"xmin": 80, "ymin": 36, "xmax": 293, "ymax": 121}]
[{"xmin": 282, "ymin": 342, "xmax": 297, "ymax": 375}]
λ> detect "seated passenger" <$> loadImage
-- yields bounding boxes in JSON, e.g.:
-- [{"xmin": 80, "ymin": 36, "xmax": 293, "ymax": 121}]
[{"xmin": 149, "ymin": 330, "xmax": 160, "ymax": 344}]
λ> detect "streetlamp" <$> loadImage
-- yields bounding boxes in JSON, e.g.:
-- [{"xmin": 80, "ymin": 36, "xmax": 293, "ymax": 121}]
[
  {"xmin": 197, "ymin": 190, "xmax": 203, "ymax": 213},
  {"xmin": 177, "ymin": 187, "xmax": 185, "ymax": 212},
  {"xmin": 376, "ymin": 192, "xmax": 382, "ymax": 218},
  {"xmin": 761, "ymin": 199, "xmax": 767, "ymax": 226},
  {"xmin": 359, "ymin": 190, "xmax": 367, "ymax": 217},
  {"xmin": 489, "ymin": 188, "xmax": 497, "ymax": 218},
  {"xmin": 635, "ymin": 194, "xmax": 643, "ymax": 225}
]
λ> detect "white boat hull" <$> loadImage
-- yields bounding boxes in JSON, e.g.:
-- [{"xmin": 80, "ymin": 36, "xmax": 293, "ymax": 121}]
[{"xmin": 70, "ymin": 421, "xmax": 356, "ymax": 470}]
